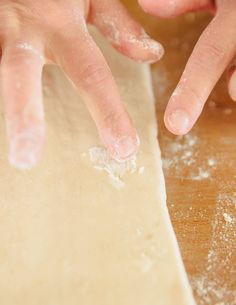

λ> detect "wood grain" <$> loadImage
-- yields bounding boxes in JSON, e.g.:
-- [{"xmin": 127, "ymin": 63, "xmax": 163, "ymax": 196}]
[{"xmin": 122, "ymin": 2, "xmax": 236, "ymax": 304}]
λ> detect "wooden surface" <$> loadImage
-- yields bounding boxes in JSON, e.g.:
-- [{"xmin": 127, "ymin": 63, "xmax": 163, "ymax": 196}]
[{"xmin": 123, "ymin": 2, "xmax": 236, "ymax": 305}]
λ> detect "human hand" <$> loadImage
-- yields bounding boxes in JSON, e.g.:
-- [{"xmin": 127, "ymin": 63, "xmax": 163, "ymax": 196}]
[
  {"xmin": 0, "ymin": 0, "xmax": 164, "ymax": 169},
  {"xmin": 138, "ymin": 0, "xmax": 236, "ymax": 135}
]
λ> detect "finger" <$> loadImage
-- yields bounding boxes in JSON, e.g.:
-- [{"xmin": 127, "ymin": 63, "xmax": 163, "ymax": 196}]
[
  {"xmin": 89, "ymin": 0, "xmax": 164, "ymax": 63},
  {"xmin": 227, "ymin": 61, "xmax": 236, "ymax": 101},
  {"xmin": 138, "ymin": 0, "xmax": 213, "ymax": 18},
  {"xmin": 0, "ymin": 41, "xmax": 45, "ymax": 169},
  {"xmin": 55, "ymin": 24, "xmax": 139, "ymax": 162},
  {"xmin": 164, "ymin": 12, "xmax": 236, "ymax": 135}
]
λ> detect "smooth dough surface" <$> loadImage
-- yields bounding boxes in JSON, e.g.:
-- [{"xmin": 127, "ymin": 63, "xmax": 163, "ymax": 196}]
[{"xmin": 0, "ymin": 28, "xmax": 196, "ymax": 305}]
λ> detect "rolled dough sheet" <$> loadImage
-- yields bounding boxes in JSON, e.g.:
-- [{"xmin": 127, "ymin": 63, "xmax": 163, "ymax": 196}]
[{"xmin": 0, "ymin": 28, "xmax": 196, "ymax": 305}]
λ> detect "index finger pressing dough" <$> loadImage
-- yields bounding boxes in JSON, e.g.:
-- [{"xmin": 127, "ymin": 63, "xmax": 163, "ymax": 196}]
[{"xmin": 0, "ymin": 28, "xmax": 196, "ymax": 305}]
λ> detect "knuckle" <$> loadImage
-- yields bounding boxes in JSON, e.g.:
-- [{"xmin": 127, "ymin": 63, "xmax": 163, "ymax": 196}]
[
  {"xmin": 199, "ymin": 42, "xmax": 226, "ymax": 64},
  {"xmin": 0, "ymin": 3, "xmax": 39, "ymax": 41},
  {"xmin": 2, "ymin": 45, "xmax": 43, "ymax": 70},
  {"xmin": 80, "ymin": 64, "xmax": 110, "ymax": 88}
]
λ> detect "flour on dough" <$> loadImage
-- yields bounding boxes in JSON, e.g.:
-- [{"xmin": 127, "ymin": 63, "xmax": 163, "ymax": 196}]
[{"xmin": 0, "ymin": 27, "xmax": 196, "ymax": 305}]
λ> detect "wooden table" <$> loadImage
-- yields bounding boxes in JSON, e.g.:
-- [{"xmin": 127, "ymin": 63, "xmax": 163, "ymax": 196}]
[{"xmin": 123, "ymin": 2, "xmax": 236, "ymax": 304}]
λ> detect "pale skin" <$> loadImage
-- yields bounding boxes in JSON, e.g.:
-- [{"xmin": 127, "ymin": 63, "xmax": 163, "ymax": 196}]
[
  {"xmin": 0, "ymin": 1, "xmax": 235, "ymax": 169},
  {"xmin": 0, "ymin": 0, "xmax": 164, "ymax": 169},
  {"xmin": 138, "ymin": 0, "xmax": 236, "ymax": 135}
]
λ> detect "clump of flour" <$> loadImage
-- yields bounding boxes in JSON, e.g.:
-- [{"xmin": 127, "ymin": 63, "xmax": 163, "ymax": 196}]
[
  {"xmin": 223, "ymin": 213, "xmax": 233, "ymax": 224},
  {"xmin": 87, "ymin": 147, "xmax": 144, "ymax": 189},
  {"xmin": 192, "ymin": 168, "xmax": 210, "ymax": 180},
  {"xmin": 162, "ymin": 133, "xmax": 217, "ymax": 181}
]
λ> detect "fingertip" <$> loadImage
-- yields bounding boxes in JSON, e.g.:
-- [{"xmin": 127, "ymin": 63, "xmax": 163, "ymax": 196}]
[
  {"xmin": 90, "ymin": 0, "xmax": 164, "ymax": 63},
  {"xmin": 123, "ymin": 36, "xmax": 165, "ymax": 63},
  {"xmin": 110, "ymin": 134, "xmax": 140, "ymax": 163},
  {"xmin": 164, "ymin": 108, "xmax": 192, "ymax": 135},
  {"xmin": 138, "ymin": 0, "xmax": 213, "ymax": 17},
  {"xmin": 98, "ymin": 114, "xmax": 140, "ymax": 163},
  {"xmin": 138, "ymin": 0, "xmax": 160, "ymax": 15},
  {"xmin": 8, "ymin": 128, "xmax": 45, "ymax": 170},
  {"xmin": 138, "ymin": 0, "xmax": 177, "ymax": 17}
]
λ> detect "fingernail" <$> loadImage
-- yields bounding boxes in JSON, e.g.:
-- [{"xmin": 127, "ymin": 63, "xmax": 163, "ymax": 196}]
[
  {"xmin": 126, "ymin": 32, "xmax": 164, "ymax": 61},
  {"xmin": 9, "ymin": 131, "xmax": 43, "ymax": 170},
  {"xmin": 166, "ymin": 109, "xmax": 191, "ymax": 135},
  {"xmin": 140, "ymin": 37, "xmax": 164, "ymax": 59},
  {"xmin": 111, "ymin": 135, "xmax": 140, "ymax": 163}
]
